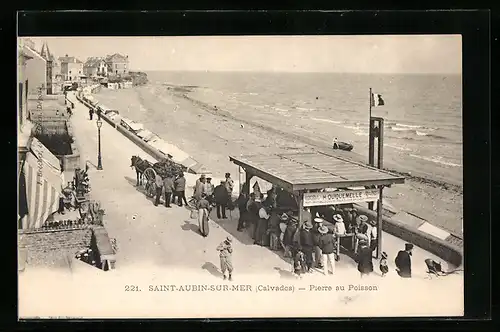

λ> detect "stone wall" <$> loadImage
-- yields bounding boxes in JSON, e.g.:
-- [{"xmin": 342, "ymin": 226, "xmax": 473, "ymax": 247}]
[
  {"xmin": 19, "ymin": 227, "xmax": 92, "ymax": 269},
  {"xmin": 30, "ymin": 118, "xmax": 81, "ymax": 171}
]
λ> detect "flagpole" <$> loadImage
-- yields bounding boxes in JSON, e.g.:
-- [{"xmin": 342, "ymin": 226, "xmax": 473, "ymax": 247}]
[
  {"xmin": 369, "ymin": 88, "xmax": 374, "ymax": 166},
  {"xmin": 369, "ymin": 87, "xmax": 372, "ymax": 121}
]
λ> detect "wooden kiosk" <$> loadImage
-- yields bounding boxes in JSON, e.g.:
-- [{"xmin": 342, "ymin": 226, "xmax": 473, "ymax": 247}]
[{"xmin": 229, "ymin": 151, "xmax": 405, "ymax": 259}]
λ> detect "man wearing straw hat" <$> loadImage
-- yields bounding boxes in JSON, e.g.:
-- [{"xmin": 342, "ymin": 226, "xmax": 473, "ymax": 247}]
[
  {"xmin": 333, "ymin": 214, "xmax": 346, "ymax": 235},
  {"xmin": 318, "ymin": 225, "xmax": 336, "ymax": 276},
  {"xmin": 299, "ymin": 221, "xmax": 315, "ymax": 273},
  {"xmin": 354, "ymin": 214, "xmax": 370, "ymax": 254}
]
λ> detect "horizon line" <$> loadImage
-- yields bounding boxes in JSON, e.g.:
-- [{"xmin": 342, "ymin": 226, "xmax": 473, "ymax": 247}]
[{"xmin": 134, "ymin": 69, "xmax": 462, "ymax": 75}]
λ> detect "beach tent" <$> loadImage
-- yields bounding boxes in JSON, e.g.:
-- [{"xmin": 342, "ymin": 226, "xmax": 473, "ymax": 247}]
[
  {"xmin": 136, "ymin": 129, "xmax": 154, "ymax": 140},
  {"xmin": 148, "ymin": 138, "xmax": 167, "ymax": 151},
  {"xmin": 120, "ymin": 118, "xmax": 134, "ymax": 131},
  {"xmin": 128, "ymin": 121, "xmax": 144, "ymax": 133},
  {"xmin": 18, "ymin": 138, "xmax": 62, "ymax": 230}
]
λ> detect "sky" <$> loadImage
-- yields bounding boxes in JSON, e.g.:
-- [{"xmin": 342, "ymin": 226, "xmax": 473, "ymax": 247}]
[{"xmin": 21, "ymin": 35, "xmax": 462, "ymax": 74}]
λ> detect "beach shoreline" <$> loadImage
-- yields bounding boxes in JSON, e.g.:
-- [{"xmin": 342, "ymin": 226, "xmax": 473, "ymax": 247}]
[{"xmin": 94, "ymin": 83, "xmax": 463, "ymax": 236}]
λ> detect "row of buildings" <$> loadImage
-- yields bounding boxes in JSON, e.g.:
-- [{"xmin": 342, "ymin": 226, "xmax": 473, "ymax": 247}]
[{"xmin": 18, "ymin": 38, "xmax": 130, "ymax": 96}]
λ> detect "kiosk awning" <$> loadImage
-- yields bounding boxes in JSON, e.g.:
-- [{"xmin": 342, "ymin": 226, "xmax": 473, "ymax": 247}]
[
  {"xmin": 19, "ymin": 151, "xmax": 62, "ymax": 230},
  {"xmin": 229, "ymin": 151, "xmax": 405, "ymax": 192}
]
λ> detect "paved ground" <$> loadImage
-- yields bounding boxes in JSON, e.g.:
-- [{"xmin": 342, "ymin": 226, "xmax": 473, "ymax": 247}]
[{"xmin": 17, "ymin": 92, "xmax": 464, "ymax": 318}]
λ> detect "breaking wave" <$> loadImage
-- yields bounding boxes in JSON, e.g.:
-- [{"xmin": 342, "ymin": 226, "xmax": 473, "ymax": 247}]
[{"xmin": 409, "ymin": 154, "xmax": 462, "ymax": 167}]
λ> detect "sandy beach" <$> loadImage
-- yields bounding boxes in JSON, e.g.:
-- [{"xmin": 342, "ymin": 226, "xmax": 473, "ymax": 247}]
[{"xmin": 94, "ymin": 84, "xmax": 463, "ymax": 236}]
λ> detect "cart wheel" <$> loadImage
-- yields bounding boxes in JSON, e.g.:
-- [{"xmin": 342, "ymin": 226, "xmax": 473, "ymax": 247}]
[{"xmin": 143, "ymin": 168, "xmax": 157, "ymax": 197}]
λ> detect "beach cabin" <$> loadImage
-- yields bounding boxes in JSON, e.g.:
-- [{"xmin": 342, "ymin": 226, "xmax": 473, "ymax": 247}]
[
  {"xmin": 136, "ymin": 128, "xmax": 156, "ymax": 142},
  {"xmin": 97, "ymin": 104, "xmax": 119, "ymax": 116},
  {"xmin": 119, "ymin": 118, "xmax": 144, "ymax": 133}
]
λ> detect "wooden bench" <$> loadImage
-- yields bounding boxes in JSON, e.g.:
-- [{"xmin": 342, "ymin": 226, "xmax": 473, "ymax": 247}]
[{"xmin": 92, "ymin": 227, "xmax": 116, "ymax": 271}]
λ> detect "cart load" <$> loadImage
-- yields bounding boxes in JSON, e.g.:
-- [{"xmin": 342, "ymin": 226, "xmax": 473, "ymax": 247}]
[{"xmin": 152, "ymin": 158, "xmax": 185, "ymax": 178}]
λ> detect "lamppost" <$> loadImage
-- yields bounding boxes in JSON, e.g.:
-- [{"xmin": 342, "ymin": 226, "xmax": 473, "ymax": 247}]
[{"xmin": 96, "ymin": 116, "xmax": 103, "ymax": 170}]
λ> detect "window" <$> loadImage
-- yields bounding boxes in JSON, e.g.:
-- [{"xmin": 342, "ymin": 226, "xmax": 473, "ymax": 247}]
[{"xmin": 25, "ymin": 80, "xmax": 28, "ymax": 101}]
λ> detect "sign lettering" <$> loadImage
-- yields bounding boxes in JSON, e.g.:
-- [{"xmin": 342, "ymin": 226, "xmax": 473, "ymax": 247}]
[{"xmin": 303, "ymin": 189, "xmax": 379, "ymax": 207}]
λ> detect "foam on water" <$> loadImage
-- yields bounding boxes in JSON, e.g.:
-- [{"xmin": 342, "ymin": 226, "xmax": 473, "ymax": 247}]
[
  {"xmin": 311, "ymin": 117, "xmax": 343, "ymax": 124},
  {"xmin": 409, "ymin": 154, "xmax": 462, "ymax": 167}
]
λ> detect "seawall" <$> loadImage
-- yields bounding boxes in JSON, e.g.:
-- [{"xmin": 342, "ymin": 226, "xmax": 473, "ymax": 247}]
[{"xmin": 355, "ymin": 205, "xmax": 463, "ymax": 267}]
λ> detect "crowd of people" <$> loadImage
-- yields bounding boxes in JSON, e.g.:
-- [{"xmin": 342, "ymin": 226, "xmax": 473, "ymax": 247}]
[{"xmin": 150, "ymin": 171, "xmax": 414, "ymax": 280}]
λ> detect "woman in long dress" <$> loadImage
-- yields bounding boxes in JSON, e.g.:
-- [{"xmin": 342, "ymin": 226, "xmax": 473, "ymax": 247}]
[
  {"xmin": 196, "ymin": 194, "xmax": 211, "ymax": 237},
  {"xmin": 357, "ymin": 239, "xmax": 374, "ymax": 277}
]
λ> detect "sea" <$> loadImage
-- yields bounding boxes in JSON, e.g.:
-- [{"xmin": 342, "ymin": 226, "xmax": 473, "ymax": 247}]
[{"xmin": 145, "ymin": 71, "xmax": 462, "ymax": 184}]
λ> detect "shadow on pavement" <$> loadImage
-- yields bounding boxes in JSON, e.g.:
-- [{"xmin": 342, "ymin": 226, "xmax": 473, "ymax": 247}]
[
  {"xmin": 181, "ymin": 220, "xmax": 201, "ymax": 235},
  {"xmin": 124, "ymin": 176, "xmax": 156, "ymax": 205},
  {"xmin": 274, "ymin": 266, "xmax": 296, "ymax": 279},
  {"xmin": 202, "ymin": 262, "xmax": 223, "ymax": 279},
  {"xmin": 207, "ymin": 208, "xmax": 255, "ymax": 246}
]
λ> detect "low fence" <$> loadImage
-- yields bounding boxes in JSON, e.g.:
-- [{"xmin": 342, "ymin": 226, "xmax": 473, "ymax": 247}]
[{"xmin": 355, "ymin": 205, "xmax": 463, "ymax": 267}]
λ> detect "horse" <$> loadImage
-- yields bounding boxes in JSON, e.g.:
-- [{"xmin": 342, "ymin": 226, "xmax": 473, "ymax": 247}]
[{"xmin": 130, "ymin": 155, "xmax": 152, "ymax": 186}]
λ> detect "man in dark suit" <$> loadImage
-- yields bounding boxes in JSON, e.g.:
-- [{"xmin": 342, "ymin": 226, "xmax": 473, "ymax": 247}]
[
  {"xmin": 214, "ymin": 180, "xmax": 229, "ymax": 219},
  {"xmin": 395, "ymin": 243, "xmax": 414, "ymax": 278}
]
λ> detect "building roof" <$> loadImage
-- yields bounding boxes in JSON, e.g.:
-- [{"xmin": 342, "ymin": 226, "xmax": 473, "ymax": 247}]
[
  {"xmin": 59, "ymin": 56, "xmax": 83, "ymax": 64},
  {"xmin": 105, "ymin": 53, "xmax": 128, "ymax": 62},
  {"xmin": 40, "ymin": 42, "xmax": 55, "ymax": 61},
  {"xmin": 84, "ymin": 57, "xmax": 106, "ymax": 67},
  {"xmin": 18, "ymin": 46, "xmax": 34, "ymax": 60},
  {"xmin": 229, "ymin": 151, "xmax": 405, "ymax": 192}
]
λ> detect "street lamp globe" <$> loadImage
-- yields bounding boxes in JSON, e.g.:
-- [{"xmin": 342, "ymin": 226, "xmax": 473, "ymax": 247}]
[{"xmin": 97, "ymin": 119, "xmax": 102, "ymax": 128}]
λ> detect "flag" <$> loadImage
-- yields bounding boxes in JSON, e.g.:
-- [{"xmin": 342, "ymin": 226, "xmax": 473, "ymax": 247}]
[{"xmin": 371, "ymin": 93, "xmax": 385, "ymax": 107}]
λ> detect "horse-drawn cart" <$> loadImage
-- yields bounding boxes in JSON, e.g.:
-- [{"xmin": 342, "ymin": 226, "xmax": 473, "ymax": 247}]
[
  {"xmin": 131, "ymin": 155, "xmax": 186, "ymax": 198},
  {"xmin": 142, "ymin": 167, "xmax": 157, "ymax": 198}
]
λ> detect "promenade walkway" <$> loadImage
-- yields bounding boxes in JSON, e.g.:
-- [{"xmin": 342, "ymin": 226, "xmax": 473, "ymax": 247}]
[{"xmin": 18, "ymin": 92, "xmax": 463, "ymax": 318}]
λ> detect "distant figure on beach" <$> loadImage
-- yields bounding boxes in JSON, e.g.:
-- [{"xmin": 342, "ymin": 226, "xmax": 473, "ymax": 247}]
[
  {"xmin": 216, "ymin": 236, "xmax": 233, "ymax": 281},
  {"xmin": 89, "ymin": 108, "xmax": 94, "ymax": 120},
  {"xmin": 395, "ymin": 243, "xmax": 413, "ymax": 278},
  {"xmin": 333, "ymin": 137, "xmax": 339, "ymax": 149}
]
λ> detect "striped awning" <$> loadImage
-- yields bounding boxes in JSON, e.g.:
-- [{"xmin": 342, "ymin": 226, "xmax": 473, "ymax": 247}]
[
  {"xmin": 29, "ymin": 137, "xmax": 61, "ymax": 171},
  {"xmin": 19, "ymin": 151, "xmax": 62, "ymax": 229}
]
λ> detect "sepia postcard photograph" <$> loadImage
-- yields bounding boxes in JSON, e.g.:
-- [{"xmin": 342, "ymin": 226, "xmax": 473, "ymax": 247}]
[{"xmin": 17, "ymin": 33, "xmax": 465, "ymax": 319}]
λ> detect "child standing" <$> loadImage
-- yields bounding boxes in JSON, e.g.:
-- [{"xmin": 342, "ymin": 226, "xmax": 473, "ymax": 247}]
[
  {"xmin": 380, "ymin": 251, "xmax": 389, "ymax": 277},
  {"xmin": 217, "ymin": 236, "xmax": 234, "ymax": 281},
  {"xmin": 293, "ymin": 250, "xmax": 306, "ymax": 278}
]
